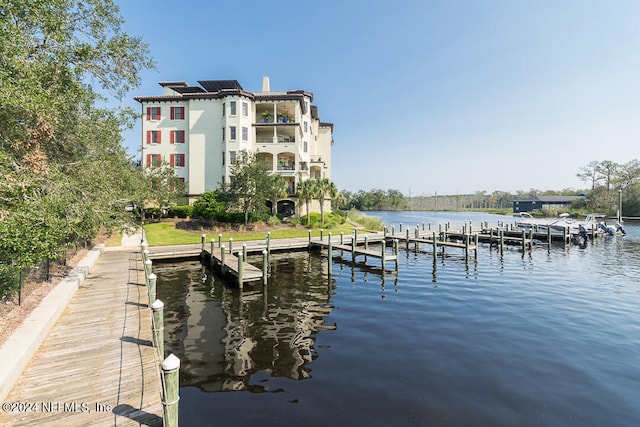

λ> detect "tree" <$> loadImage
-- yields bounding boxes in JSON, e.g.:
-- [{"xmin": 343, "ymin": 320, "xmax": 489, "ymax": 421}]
[
  {"xmin": 192, "ymin": 191, "xmax": 224, "ymax": 226},
  {"xmin": 0, "ymin": 1, "xmax": 154, "ymax": 297},
  {"xmin": 296, "ymin": 179, "xmax": 316, "ymax": 225},
  {"xmin": 264, "ymin": 173, "xmax": 288, "ymax": 216},
  {"xmin": 221, "ymin": 151, "xmax": 272, "ymax": 225}
]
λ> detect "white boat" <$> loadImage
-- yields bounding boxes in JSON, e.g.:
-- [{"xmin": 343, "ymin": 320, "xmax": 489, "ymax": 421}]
[{"xmin": 514, "ymin": 213, "xmax": 602, "ymax": 235}]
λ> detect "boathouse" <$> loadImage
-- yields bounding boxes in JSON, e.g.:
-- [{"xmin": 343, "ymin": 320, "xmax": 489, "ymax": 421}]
[{"xmin": 512, "ymin": 195, "xmax": 584, "ymax": 213}]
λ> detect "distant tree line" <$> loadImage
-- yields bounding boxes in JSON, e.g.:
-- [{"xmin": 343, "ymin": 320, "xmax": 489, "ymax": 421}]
[
  {"xmin": 339, "ymin": 189, "xmax": 408, "ymax": 211},
  {"xmin": 575, "ymin": 159, "xmax": 640, "ymax": 216}
]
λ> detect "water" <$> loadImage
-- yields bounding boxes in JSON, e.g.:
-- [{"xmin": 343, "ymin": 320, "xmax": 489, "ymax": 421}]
[{"xmin": 153, "ymin": 211, "xmax": 640, "ymax": 426}]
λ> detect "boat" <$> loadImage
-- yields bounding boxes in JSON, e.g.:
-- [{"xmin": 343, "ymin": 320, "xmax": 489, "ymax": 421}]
[{"xmin": 514, "ymin": 212, "xmax": 603, "ymax": 235}]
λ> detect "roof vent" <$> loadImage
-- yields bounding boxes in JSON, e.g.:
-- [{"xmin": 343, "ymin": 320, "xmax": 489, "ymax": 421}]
[{"xmin": 262, "ymin": 76, "xmax": 270, "ymax": 92}]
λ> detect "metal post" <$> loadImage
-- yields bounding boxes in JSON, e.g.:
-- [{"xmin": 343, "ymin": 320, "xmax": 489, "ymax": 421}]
[{"xmin": 162, "ymin": 354, "xmax": 180, "ymax": 427}]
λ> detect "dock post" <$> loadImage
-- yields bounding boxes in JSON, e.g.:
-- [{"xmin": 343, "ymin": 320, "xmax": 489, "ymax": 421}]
[
  {"xmin": 238, "ymin": 252, "xmax": 244, "ymax": 289},
  {"xmin": 162, "ymin": 354, "xmax": 180, "ymax": 427},
  {"xmin": 529, "ymin": 229, "xmax": 534, "ymax": 249},
  {"xmin": 266, "ymin": 232, "xmax": 271, "ymax": 258},
  {"xmin": 351, "ymin": 232, "xmax": 356, "ymax": 259},
  {"xmin": 353, "ymin": 228, "xmax": 358, "ymax": 244},
  {"xmin": 415, "ymin": 226, "xmax": 419, "ymax": 238},
  {"xmin": 327, "ymin": 235, "xmax": 333, "ymax": 276},
  {"xmin": 218, "ymin": 234, "xmax": 222, "ymax": 248},
  {"xmin": 340, "ymin": 232, "xmax": 344, "ymax": 245},
  {"xmin": 563, "ymin": 227, "xmax": 569, "ymax": 247},
  {"xmin": 384, "ymin": 226, "xmax": 387, "ymax": 237},
  {"xmin": 220, "ymin": 245, "xmax": 226, "ymax": 273},
  {"xmin": 474, "ymin": 234, "xmax": 479, "ymax": 258},
  {"xmin": 547, "ymin": 227, "xmax": 552, "ymax": 245},
  {"xmin": 308, "ymin": 229, "xmax": 312, "ymax": 243},
  {"xmin": 428, "ymin": 222, "xmax": 431, "ymax": 231},
  {"xmin": 243, "ymin": 243, "xmax": 247, "ymax": 261},
  {"xmin": 151, "ymin": 299, "xmax": 164, "ymax": 360},
  {"xmin": 406, "ymin": 229, "xmax": 410, "ymax": 250},
  {"xmin": 465, "ymin": 234, "xmax": 470, "ymax": 261},
  {"xmin": 391, "ymin": 225, "xmax": 395, "ymax": 235},
  {"xmin": 399, "ymin": 223, "xmax": 403, "ymax": 232},
  {"xmin": 394, "ymin": 239, "xmax": 399, "ymax": 270},
  {"xmin": 144, "ymin": 259, "xmax": 152, "ymax": 283},
  {"xmin": 320, "ymin": 229, "xmax": 324, "ymax": 241},
  {"xmin": 142, "ymin": 248, "xmax": 149, "ymax": 263},
  {"xmin": 262, "ymin": 250, "xmax": 268, "ymax": 285},
  {"xmin": 499, "ymin": 230, "xmax": 504, "ymax": 254},
  {"xmin": 422, "ymin": 222, "xmax": 425, "ymax": 231},
  {"xmin": 469, "ymin": 221, "xmax": 473, "ymax": 234},
  {"xmin": 364, "ymin": 235, "xmax": 368, "ymax": 250},
  {"xmin": 432, "ymin": 231, "xmax": 437, "ymax": 261},
  {"xmin": 521, "ymin": 230, "xmax": 526, "ymax": 251},
  {"xmin": 210, "ymin": 239, "xmax": 215, "ymax": 265},
  {"xmin": 148, "ymin": 273, "xmax": 157, "ymax": 307},
  {"xmin": 228, "ymin": 238, "xmax": 233, "ymax": 254},
  {"xmin": 201, "ymin": 234, "xmax": 206, "ymax": 253},
  {"xmin": 381, "ymin": 239, "xmax": 386, "ymax": 270}
]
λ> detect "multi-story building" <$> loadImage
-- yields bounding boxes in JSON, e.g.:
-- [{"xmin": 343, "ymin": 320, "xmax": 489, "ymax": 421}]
[{"xmin": 134, "ymin": 77, "xmax": 333, "ymax": 215}]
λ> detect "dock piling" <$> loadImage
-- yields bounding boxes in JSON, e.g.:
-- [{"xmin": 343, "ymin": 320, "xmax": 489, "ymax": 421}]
[
  {"xmin": 162, "ymin": 354, "xmax": 180, "ymax": 427},
  {"xmin": 262, "ymin": 250, "xmax": 268, "ymax": 285},
  {"xmin": 151, "ymin": 299, "xmax": 164, "ymax": 360},
  {"xmin": 148, "ymin": 273, "xmax": 157, "ymax": 306}
]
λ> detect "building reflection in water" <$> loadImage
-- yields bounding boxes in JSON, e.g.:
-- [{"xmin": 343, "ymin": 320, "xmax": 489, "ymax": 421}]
[{"xmin": 155, "ymin": 251, "xmax": 338, "ymax": 393}]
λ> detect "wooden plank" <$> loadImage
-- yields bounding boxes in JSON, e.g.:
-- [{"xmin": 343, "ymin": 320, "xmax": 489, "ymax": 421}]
[{"xmin": 0, "ymin": 250, "xmax": 163, "ymax": 427}]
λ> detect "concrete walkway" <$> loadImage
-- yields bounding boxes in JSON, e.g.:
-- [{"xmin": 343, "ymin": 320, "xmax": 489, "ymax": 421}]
[{"xmin": 0, "ymin": 248, "xmax": 162, "ymax": 426}]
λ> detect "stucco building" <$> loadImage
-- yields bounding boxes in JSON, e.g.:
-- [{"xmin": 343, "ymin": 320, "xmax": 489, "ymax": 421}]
[{"xmin": 134, "ymin": 77, "xmax": 333, "ymax": 215}]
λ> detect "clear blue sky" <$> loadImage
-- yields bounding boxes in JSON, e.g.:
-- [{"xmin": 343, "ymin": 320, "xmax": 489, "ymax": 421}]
[{"xmin": 116, "ymin": 0, "xmax": 640, "ymax": 196}]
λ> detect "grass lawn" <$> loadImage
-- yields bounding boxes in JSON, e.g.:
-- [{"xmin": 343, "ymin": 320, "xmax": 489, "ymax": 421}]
[{"xmin": 144, "ymin": 221, "xmax": 376, "ymax": 246}]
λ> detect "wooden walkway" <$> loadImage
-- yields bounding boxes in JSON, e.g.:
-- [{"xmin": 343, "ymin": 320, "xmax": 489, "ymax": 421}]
[{"xmin": 0, "ymin": 249, "xmax": 163, "ymax": 427}]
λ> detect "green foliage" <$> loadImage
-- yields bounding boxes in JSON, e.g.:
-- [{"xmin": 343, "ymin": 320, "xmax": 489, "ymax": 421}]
[
  {"xmin": 347, "ymin": 209, "xmax": 385, "ymax": 231},
  {"xmin": 340, "ymin": 189, "xmax": 408, "ymax": 211},
  {"xmin": 300, "ymin": 212, "xmax": 346, "ymax": 229},
  {"xmin": 219, "ymin": 151, "xmax": 274, "ymax": 225},
  {"xmin": 0, "ymin": 265, "xmax": 20, "ymax": 299},
  {"xmin": 168, "ymin": 205, "xmax": 194, "ymax": 218},
  {"xmin": 0, "ymin": 0, "xmax": 154, "ymax": 299},
  {"xmin": 192, "ymin": 191, "xmax": 224, "ymax": 222}
]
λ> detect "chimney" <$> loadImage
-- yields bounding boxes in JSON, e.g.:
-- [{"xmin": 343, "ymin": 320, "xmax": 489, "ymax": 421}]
[{"xmin": 262, "ymin": 76, "xmax": 270, "ymax": 92}]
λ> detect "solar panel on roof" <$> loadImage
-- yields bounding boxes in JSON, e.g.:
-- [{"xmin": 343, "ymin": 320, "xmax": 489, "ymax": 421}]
[{"xmin": 198, "ymin": 80, "xmax": 244, "ymax": 92}]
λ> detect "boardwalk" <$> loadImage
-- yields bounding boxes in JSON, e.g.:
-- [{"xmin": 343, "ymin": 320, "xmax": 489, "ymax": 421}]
[{"xmin": 0, "ymin": 249, "xmax": 163, "ymax": 427}]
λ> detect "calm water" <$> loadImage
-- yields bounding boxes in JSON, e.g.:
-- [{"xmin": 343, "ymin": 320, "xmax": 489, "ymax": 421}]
[{"xmin": 154, "ymin": 211, "xmax": 640, "ymax": 427}]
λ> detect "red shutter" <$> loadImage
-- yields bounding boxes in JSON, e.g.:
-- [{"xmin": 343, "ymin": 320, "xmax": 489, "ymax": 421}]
[
  {"xmin": 157, "ymin": 130, "xmax": 161, "ymax": 144},
  {"xmin": 146, "ymin": 107, "xmax": 150, "ymax": 120},
  {"xmin": 146, "ymin": 154, "xmax": 151, "ymax": 167},
  {"xmin": 146, "ymin": 130, "xmax": 151, "ymax": 144},
  {"xmin": 170, "ymin": 154, "xmax": 175, "ymax": 167},
  {"xmin": 170, "ymin": 130, "xmax": 175, "ymax": 144},
  {"xmin": 170, "ymin": 107, "xmax": 174, "ymax": 120}
]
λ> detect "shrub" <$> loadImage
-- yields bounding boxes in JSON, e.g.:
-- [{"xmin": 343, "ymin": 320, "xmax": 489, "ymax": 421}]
[
  {"xmin": 0, "ymin": 265, "xmax": 19, "ymax": 299},
  {"xmin": 169, "ymin": 205, "xmax": 193, "ymax": 218}
]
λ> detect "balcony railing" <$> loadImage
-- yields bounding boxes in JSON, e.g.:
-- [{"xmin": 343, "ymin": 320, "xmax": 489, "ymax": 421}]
[
  {"xmin": 277, "ymin": 162, "xmax": 295, "ymax": 171},
  {"xmin": 255, "ymin": 137, "xmax": 297, "ymax": 144}
]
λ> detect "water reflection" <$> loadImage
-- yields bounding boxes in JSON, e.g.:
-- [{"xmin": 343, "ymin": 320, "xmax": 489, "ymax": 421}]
[{"xmin": 154, "ymin": 251, "xmax": 338, "ymax": 393}]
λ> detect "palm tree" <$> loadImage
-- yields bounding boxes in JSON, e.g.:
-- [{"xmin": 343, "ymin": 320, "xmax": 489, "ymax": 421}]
[
  {"xmin": 296, "ymin": 179, "xmax": 315, "ymax": 225},
  {"xmin": 265, "ymin": 173, "xmax": 288, "ymax": 216},
  {"xmin": 316, "ymin": 178, "xmax": 339, "ymax": 225}
]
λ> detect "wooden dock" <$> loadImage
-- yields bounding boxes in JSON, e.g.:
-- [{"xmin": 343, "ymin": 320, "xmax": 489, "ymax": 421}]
[{"xmin": 0, "ymin": 249, "xmax": 163, "ymax": 427}]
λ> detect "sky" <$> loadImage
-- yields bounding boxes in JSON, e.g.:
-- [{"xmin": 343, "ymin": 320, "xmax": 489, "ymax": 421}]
[{"xmin": 115, "ymin": 0, "xmax": 640, "ymax": 196}]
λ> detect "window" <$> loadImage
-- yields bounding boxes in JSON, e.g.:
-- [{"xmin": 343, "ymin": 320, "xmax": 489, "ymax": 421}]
[
  {"xmin": 222, "ymin": 102, "xmax": 225, "ymax": 116},
  {"xmin": 146, "ymin": 107, "xmax": 161, "ymax": 120},
  {"xmin": 242, "ymin": 127, "xmax": 248, "ymax": 141},
  {"xmin": 222, "ymin": 152, "xmax": 225, "ymax": 165},
  {"xmin": 146, "ymin": 130, "xmax": 161, "ymax": 144},
  {"xmin": 230, "ymin": 151, "xmax": 237, "ymax": 164},
  {"xmin": 242, "ymin": 102, "xmax": 248, "ymax": 117},
  {"xmin": 170, "ymin": 154, "xmax": 185, "ymax": 167},
  {"xmin": 222, "ymin": 127, "xmax": 225, "ymax": 142},
  {"xmin": 229, "ymin": 101, "xmax": 237, "ymax": 116},
  {"xmin": 304, "ymin": 141, "xmax": 308, "ymax": 152},
  {"xmin": 170, "ymin": 130, "xmax": 185, "ymax": 144},
  {"xmin": 170, "ymin": 106, "xmax": 185, "ymax": 120},
  {"xmin": 230, "ymin": 126, "xmax": 236, "ymax": 141},
  {"xmin": 146, "ymin": 154, "xmax": 162, "ymax": 167},
  {"xmin": 303, "ymin": 121, "xmax": 308, "ymax": 133}
]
